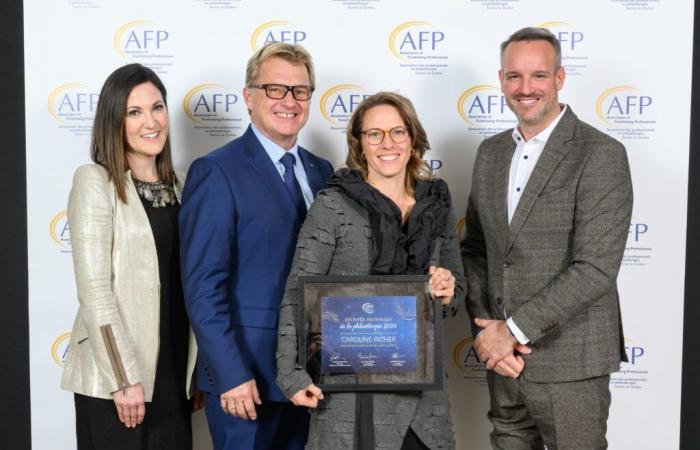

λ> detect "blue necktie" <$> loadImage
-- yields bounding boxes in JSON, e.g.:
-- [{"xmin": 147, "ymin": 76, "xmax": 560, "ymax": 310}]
[{"xmin": 279, "ymin": 152, "xmax": 307, "ymax": 221}]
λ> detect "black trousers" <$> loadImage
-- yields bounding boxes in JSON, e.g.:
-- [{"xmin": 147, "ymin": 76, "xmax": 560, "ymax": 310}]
[{"xmin": 74, "ymin": 392, "xmax": 191, "ymax": 450}]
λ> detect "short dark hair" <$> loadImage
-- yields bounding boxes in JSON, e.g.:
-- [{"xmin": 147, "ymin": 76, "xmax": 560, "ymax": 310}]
[
  {"xmin": 91, "ymin": 63, "xmax": 176, "ymax": 203},
  {"xmin": 500, "ymin": 27, "xmax": 562, "ymax": 69}
]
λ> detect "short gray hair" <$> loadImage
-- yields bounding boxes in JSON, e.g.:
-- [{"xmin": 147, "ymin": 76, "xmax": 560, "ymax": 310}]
[{"xmin": 500, "ymin": 27, "xmax": 561, "ymax": 69}]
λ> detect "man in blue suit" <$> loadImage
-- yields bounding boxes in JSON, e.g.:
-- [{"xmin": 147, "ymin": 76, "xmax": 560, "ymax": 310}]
[{"xmin": 179, "ymin": 42, "xmax": 333, "ymax": 450}]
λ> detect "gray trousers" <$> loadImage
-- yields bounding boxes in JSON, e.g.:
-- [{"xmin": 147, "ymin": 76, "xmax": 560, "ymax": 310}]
[{"xmin": 486, "ymin": 371, "xmax": 611, "ymax": 450}]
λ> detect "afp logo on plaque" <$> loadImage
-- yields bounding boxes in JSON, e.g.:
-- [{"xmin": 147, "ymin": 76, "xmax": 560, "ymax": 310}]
[
  {"xmin": 114, "ymin": 20, "xmax": 174, "ymax": 74},
  {"xmin": 319, "ymin": 84, "xmax": 370, "ymax": 132},
  {"xmin": 250, "ymin": 20, "xmax": 307, "ymax": 51},
  {"xmin": 389, "ymin": 21, "xmax": 448, "ymax": 76},
  {"xmin": 50, "ymin": 211, "xmax": 71, "ymax": 253},
  {"xmin": 610, "ymin": 338, "xmax": 648, "ymax": 390},
  {"xmin": 183, "ymin": 83, "xmax": 243, "ymax": 139},
  {"xmin": 596, "ymin": 85, "xmax": 656, "ymax": 140},
  {"xmin": 458, "ymin": 84, "xmax": 516, "ymax": 138},
  {"xmin": 47, "ymin": 83, "xmax": 98, "ymax": 137},
  {"xmin": 452, "ymin": 336, "xmax": 487, "ymax": 387},
  {"xmin": 538, "ymin": 21, "xmax": 588, "ymax": 76}
]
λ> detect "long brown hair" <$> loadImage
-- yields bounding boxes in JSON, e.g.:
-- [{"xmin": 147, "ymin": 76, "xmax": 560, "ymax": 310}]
[
  {"xmin": 346, "ymin": 92, "xmax": 432, "ymax": 194},
  {"xmin": 90, "ymin": 63, "xmax": 176, "ymax": 203}
]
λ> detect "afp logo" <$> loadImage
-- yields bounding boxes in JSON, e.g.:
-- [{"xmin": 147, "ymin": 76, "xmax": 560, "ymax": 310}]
[
  {"xmin": 628, "ymin": 222, "xmax": 649, "ymax": 242},
  {"xmin": 52, "ymin": 332, "xmax": 71, "ymax": 367},
  {"xmin": 538, "ymin": 21, "xmax": 584, "ymax": 52},
  {"xmin": 458, "ymin": 85, "xmax": 516, "ymax": 136},
  {"xmin": 320, "ymin": 84, "xmax": 370, "ymax": 129},
  {"xmin": 452, "ymin": 336, "xmax": 487, "ymax": 381},
  {"xmin": 250, "ymin": 20, "xmax": 307, "ymax": 52},
  {"xmin": 114, "ymin": 20, "xmax": 170, "ymax": 59},
  {"xmin": 183, "ymin": 84, "xmax": 239, "ymax": 124},
  {"xmin": 458, "ymin": 85, "xmax": 508, "ymax": 124},
  {"xmin": 389, "ymin": 21, "xmax": 445, "ymax": 60},
  {"xmin": 623, "ymin": 338, "xmax": 646, "ymax": 366},
  {"xmin": 47, "ymin": 83, "xmax": 98, "ymax": 124},
  {"xmin": 50, "ymin": 210, "xmax": 71, "ymax": 252},
  {"xmin": 596, "ymin": 85, "xmax": 653, "ymax": 126}
]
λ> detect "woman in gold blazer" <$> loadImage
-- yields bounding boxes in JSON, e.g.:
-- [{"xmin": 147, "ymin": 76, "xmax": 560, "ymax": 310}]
[{"xmin": 60, "ymin": 64, "xmax": 198, "ymax": 450}]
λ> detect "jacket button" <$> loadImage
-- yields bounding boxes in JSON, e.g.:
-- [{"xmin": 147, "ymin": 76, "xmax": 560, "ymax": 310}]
[
  {"xmin": 496, "ymin": 296, "xmax": 503, "ymax": 305},
  {"xmin": 503, "ymin": 261, "xmax": 510, "ymax": 268}
]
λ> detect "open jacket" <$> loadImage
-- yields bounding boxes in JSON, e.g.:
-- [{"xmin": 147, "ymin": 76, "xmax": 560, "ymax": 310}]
[
  {"xmin": 61, "ymin": 164, "xmax": 197, "ymax": 401},
  {"xmin": 276, "ymin": 185, "xmax": 466, "ymax": 450}
]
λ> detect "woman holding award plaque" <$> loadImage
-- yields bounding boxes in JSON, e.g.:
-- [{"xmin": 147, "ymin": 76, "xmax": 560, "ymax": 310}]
[{"xmin": 277, "ymin": 92, "xmax": 466, "ymax": 449}]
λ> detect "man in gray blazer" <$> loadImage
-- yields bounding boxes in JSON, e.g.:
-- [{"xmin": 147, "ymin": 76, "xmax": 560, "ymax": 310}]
[{"xmin": 461, "ymin": 27, "xmax": 633, "ymax": 449}]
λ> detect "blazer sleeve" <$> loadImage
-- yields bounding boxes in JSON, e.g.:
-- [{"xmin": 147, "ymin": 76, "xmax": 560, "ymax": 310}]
[
  {"xmin": 179, "ymin": 157, "xmax": 253, "ymax": 394},
  {"xmin": 439, "ymin": 208, "xmax": 467, "ymax": 318},
  {"xmin": 460, "ymin": 149, "xmax": 493, "ymax": 335},
  {"xmin": 276, "ymin": 191, "xmax": 340, "ymax": 398},
  {"xmin": 511, "ymin": 139, "xmax": 633, "ymax": 343},
  {"xmin": 68, "ymin": 165, "xmax": 142, "ymax": 392}
]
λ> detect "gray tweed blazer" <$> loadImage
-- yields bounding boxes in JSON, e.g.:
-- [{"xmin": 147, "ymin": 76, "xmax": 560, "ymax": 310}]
[
  {"xmin": 461, "ymin": 107, "xmax": 633, "ymax": 382},
  {"xmin": 276, "ymin": 185, "xmax": 466, "ymax": 450}
]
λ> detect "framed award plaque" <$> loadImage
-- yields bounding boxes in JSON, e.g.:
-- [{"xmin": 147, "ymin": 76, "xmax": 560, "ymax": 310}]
[{"xmin": 297, "ymin": 275, "xmax": 443, "ymax": 392}]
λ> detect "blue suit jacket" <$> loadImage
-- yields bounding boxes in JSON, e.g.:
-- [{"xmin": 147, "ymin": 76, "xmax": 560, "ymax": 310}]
[{"xmin": 180, "ymin": 126, "xmax": 333, "ymax": 402}]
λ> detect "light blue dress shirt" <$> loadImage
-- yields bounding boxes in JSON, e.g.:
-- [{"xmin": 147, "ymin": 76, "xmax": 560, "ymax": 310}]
[{"xmin": 250, "ymin": 123, "xmax": 314, "ymax": 208}]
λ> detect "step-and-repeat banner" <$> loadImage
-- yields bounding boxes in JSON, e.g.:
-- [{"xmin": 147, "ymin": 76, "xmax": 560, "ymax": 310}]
[{"xmin": 24, "ymin": 1, "xmax": 692, "ymax": 449}]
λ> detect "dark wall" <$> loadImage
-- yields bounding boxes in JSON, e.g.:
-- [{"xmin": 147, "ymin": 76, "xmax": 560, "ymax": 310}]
[
  {"xmin": 680, "ymin": 2, "xmax": 700, "ymax": 449},
  {"xmin": 1, "ymin": 2, "xmax": 699, "ymax": 449},
  {"xmin": 0, "ymin": 1, "xmax": 30, "ymax": 449}
]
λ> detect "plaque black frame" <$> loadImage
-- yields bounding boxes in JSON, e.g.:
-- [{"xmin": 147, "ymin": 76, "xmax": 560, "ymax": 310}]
[{"xmin": 297, "ymin": 275, "xmax": 443, "ymax": 392}]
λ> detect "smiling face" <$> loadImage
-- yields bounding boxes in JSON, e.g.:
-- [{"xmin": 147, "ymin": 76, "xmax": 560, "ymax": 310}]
[
  {"xmin": 499, "ymin": 39, "xmax": 565, "ymax": 140},
  {"xmin": 243, "ymin": 56, "xmax": 311, "ymax": 149},
  {"xmin": 361, "ymin": 104, "xmax": 413, "ymax": 185},
  {"xmin": 124, "ymin": 82, "xmax": 169, "ymax": 164}
]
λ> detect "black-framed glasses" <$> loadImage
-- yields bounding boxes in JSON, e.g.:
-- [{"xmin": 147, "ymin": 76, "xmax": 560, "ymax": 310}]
[
  {"xmin": 249, "ymin": 84, "xmax": 314, "ymax": 101},
  {"xmin": 360, "ymin": 126, "xmax": 409, "ymax": 145}
]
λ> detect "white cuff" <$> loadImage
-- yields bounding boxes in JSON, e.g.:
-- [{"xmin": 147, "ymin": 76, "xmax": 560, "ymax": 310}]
[{"xmin": 506, "ymin": 317, "xmax": 530, "ymax": 345}]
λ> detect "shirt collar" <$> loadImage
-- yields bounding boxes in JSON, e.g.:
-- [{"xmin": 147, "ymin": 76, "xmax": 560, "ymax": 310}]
[
  {"xmin": 250, "ymin": 122, "xmax": 300, "ymax": 163},
  {"xmin": 512, "ymin": 104, "xmax": 568, "ymax": 145}
]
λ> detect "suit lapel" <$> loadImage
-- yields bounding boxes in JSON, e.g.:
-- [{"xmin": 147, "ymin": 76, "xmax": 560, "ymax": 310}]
[
  {"xmin": 242, "ymin": 127, "xmax": 299, "ymax": 223},
  {"xmin": 506, "ymin": 108, "xmax": 578, "ymax": 252},
  {"xmin": 297, "ymin": 147, "xmax": 325, "ymax": 196},
  {"xmin": 493, "ymin": 136, "xmax": 515, "ymax": 238}
]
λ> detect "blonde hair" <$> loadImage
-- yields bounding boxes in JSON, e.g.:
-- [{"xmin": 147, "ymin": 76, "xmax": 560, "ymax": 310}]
[{"xmin": 245, "ymin": 42, "xmax": 315, "ymax": 87}]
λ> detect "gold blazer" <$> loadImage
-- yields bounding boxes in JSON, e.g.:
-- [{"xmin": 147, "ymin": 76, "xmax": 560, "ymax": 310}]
[{"xmin": 61, "ymin": 164, "xmax": 197, "ymax": 401}]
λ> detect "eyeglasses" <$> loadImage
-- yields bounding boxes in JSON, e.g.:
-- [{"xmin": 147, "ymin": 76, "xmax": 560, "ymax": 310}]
[
  {"xmin": 360, "ymin": 126, "xmax": 409, "ymax": 145},
  {"xmin": 248, "ymin": 84, "xmax": 314, "ymax": 101}
]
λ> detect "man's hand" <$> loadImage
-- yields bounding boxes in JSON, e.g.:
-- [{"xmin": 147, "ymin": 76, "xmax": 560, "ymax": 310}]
[
  {"xmin": 289, "ymin": 383, "xmax": 324, "ymax": 408},
  {"xmin": 220, "ymin": 379, "xmax": 262, "ymax": 420},
  {"xmin": 474, "ymin": 318, "xmax": 531, "ymax": 370},
  {"xmin": 492, "ymin": 346, "xmax": 531, "ymax": 378}
]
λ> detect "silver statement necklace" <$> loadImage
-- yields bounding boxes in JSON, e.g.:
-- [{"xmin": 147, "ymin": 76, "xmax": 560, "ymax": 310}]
[{"xmin": 133, "ymin": 177, "xmax": 177, "ymax": 208}]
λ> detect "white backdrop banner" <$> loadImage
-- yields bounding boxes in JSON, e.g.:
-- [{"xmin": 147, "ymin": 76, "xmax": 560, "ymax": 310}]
[{"xmin": 24, "ymin": 1, "xmax": 692, "ymax": 449}]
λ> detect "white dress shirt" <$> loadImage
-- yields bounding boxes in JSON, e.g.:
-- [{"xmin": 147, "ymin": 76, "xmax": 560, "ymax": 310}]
[{"xmin": 506, "ymin": 105, "xmax": 567, "ymax": 344}]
